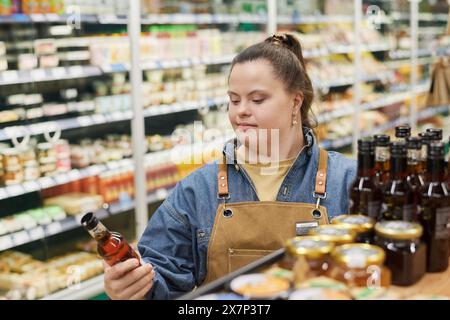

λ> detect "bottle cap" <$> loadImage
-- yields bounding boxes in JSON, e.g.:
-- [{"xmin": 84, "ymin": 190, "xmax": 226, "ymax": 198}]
[
  {"xmin": 81, "ymin": 212, "xmax": 99, "ymax": 230},
  {"xmin": 357, "ymin": 137, "xmax": 374, "ymax": 153},
  {"xmin": 426, "ymin": 128, "xmax": 443, "ymax": 141},
  {"xmin": 373, "ymin": 134, "xmax": 390, "ymax": 147},
  {"xmin": 395, "ymin": 125, "xmax": 411, "ymax": 138}
]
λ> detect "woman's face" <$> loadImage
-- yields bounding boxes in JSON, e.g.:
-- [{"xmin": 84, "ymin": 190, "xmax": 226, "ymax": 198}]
[{"xmin": 228, "ymin": 59, "xmax": 302, "ymax": 157}]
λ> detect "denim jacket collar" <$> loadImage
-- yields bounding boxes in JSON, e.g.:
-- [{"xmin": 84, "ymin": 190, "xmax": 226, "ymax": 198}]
[{"xmin": 222, "ymin": 126, "xmax": 316, "ymax": 170}]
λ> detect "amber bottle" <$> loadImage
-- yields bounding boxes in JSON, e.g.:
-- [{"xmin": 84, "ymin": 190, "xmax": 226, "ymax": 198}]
[
  {"xmin": 81, "ymin": 212, "xmax": 140, "ymax": 266},
  {"xmin": 349, "ymin": 138, "xmax": 382, "ymax": 220},
  {"xmin": 382, "ymin": 142, "xmax": 417, "ymax": 222},
  {"xmin": 420, "ymin": 143, "xmax": 450, "ymax": 272},
  {"xmin": 374, "ymin": 134, "xmax": 391, "ymax": 189},
  {"xmin": 406, "ymin": 137, "xmax": 425, "ymax": 219}
]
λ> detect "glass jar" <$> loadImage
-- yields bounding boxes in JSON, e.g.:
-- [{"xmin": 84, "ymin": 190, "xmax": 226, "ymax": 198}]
[
  {"xmin": 308, "ymin": 225, "xmax": 356, "ymax": 246},
  {"xmin": 331, "ymin": 214, "xmax": 375, "ymax": 244},
  {"xmin": 283, "ymin": 236, "xmax": 334, "ymax": 280},
  {"xmin": 327, "ymin": 243, "xmax": 391, "ymax": 288},
  {"xmin": 374, "ymin": 220, "xmax": 426, "ymax": 286}
]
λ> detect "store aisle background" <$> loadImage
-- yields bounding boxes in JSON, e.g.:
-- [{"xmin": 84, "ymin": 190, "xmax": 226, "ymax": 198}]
[{"xmin": 0, "ymin": 0, "xmax": 449, "ymax": 300}]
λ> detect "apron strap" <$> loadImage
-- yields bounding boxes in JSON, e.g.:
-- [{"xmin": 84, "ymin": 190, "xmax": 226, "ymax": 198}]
[
  {"xmin": 217, "ymin": 154, "xmax": 229, "ymax": 198},
  {"xmin": 218, "ymin": 147, "xmax": 328, "ymax": 199},
  {"xmin": 314, "ymin": 148, "xmax": 328, "ymax": 197}
]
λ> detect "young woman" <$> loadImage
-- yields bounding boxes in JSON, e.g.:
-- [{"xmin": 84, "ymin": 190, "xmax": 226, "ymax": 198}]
[{"xmin": 103, "ymin": 33, "xmax": 357, "ymax": 300}]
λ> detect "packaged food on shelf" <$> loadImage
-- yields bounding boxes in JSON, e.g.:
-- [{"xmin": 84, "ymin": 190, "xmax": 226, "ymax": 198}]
[
  {"xmin": 0, "ymin": 250, "xmax": 103, "ymax": 300},
  {"xmin": 44, "ymin": 192, "xmax": 103, "ymax": 216}
]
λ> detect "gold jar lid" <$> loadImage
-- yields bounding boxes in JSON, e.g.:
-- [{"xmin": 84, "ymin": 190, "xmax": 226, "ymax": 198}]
[
  {"xmin": 332, "ymin": 243, "xmax": 385, "ymax": 268},
  {"xmin": 331, "ymin": 214, "xmax": 375, "ymax": 233},
  {"xmin": 375, "ymin": 220, "xmax": 423, "ymax": 240},
  {"xmin": 286, "ymin": 236, "xmax": 334, "ymax": 259},
  {"xmin": 308, "ymin": 225, "xmax": 356, "ymax": 244}
]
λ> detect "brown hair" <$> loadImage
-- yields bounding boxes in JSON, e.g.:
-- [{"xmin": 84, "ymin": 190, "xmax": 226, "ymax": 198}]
[{"xmin": 230, "ymin": 33, "xmax": 316, "ymax": 128}]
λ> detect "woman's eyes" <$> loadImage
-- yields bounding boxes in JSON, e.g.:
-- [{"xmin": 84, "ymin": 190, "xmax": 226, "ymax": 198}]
[{"xmin": 252, "ymin": 99, "xmax": 264, "ymax": 104}]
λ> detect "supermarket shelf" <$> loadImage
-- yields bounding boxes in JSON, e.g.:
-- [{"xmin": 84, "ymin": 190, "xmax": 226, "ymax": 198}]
[
  {"xmin": 389, "ymin": 46, "xmax": 450, "ymax": 60},
  {"xmin": 320, "ymin": 104, "xmax": 449, "ymax": 149},
  {"xmin": 391, "ymin": 12, "xmax": 449, "ymax": 22},
  {"xmin": 0, "ymin": 13, "xmax": 268, "ymax": 25},
  {"xmin": 316, "ymin": 83, "xmax": 430, "ymax": 124},
  {"xmin": 304, "ymin": 43, "xmax": 393, "ymax": 59},
  {"xmin": 0, "ymin": 96, "xmax": 228, "ymax": 141},
  {"xmin": 40, "ymin": 273, "xmax": 105, "ymax": 300},
  {"xmin": 0, "ymin": 66, "xmax": 102, "ymax": 86},
  {"xmin": 278, "ymin": 14, "xmax": 353, "ymax": 24},
  {"xmin": 314, "ymin": 71, "xmax": 394, "ymax": 89},
  {"xmin": 0, "ymin": 55, "xmax": 236, "ymax": 86},
  {"xmin": 0, "ymin": 13, "xmax": 359, "ymax": 25},
  {"xmin": 0, "ymin": 186, "xmax": 174, "ymax": 253}
]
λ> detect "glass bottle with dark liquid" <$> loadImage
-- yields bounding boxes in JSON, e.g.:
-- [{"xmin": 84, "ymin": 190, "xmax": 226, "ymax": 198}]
[
  {"xmin": 418, "ymin": 132, "xmax": 434, "ymax": 180},
  {"xmin": 81, "ymin": 212, "xmax": 141, "ymax": 266},
  {"xmin": 420, "ymin": 143, "xmax": 450, "ymax": 272},
  {"xmin": 395, "ymin": 125, "xmax": 411, "ymax": 142},
  {"xmin": 382, "ymin": 142, "xmax": 417, "ymax": 222},
  {"xmin": 406, "ymin": 137, "xmax": 425, "ymax": 219},
  {"xmin": 349, "ymin": 138, "xmax": 382, "ymax": 220},
  {"xmin": 374, "ymin": 134, "xmax": 391, "ymax": 189}
]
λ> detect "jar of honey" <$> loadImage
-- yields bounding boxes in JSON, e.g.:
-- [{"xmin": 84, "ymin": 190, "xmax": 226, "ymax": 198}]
[
  {"xmin": 308, "ymin": 225, "xmax": 356, "ymax": 246},
  {"xmin": 284, "ymin": 236, "xmax": 334, "ymax": 279},
  {"xmin": 374, "ymin": 220, "xmax": 426, "ymax": 286},
  {"xmin": 331, "ymin": 214, "xmax": 375, "ymax": 243},
  {"xmin": 327, "ymin": 243, "xmax": 391, "ymax": 288}
]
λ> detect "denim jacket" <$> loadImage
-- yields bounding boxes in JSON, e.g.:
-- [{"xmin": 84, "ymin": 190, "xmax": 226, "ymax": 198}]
[{"xmin": 138, "ymin": 128, "xmax": 357, "ymax": 299}]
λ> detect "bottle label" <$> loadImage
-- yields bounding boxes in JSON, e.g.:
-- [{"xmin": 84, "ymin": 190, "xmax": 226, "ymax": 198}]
[
  {"xmin": 407, "ymin": 149, "xmax": 420, "ymax": 165},
  {"xmin": 375, "ymin": 147, "xmax": 390, "ymax": 162},
  {"xmin": 435, "ymin": 206, "xmax": 450, "ymax": 240},
  {"xmin": 88, "ymin": 221, "xmax": 108, "ymax": 240}
]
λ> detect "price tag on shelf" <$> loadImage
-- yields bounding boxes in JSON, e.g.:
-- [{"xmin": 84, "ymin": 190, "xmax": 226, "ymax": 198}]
[
  {"xmin": 111, "ymin": 111, "xmax": 124, "ymax": 121},
  {"xmin": 91, "ymin": 114, "xmax": 106, "ymax": 124},
  {"xmin": 30, "ymin": 69, "xmax": 46, "ymax": 81},
  {"xmin": 6, "ymin": 184, "xmax": 25, "ymax": 197},
  {"xmin": 1, "ymin": 70, "xmax": 19, "ymax": 84},
  {"xmin": 45, "ymin": 14, "xmax": 59, "ymax": 22},
  {"xmin": 0, "ymin": 235, "xmax": 13, "ymax": 251},
  {"xmin": 155, "ymin": 188, "xmax": 169, "ymax": 201},
  {"xmin": 23, "ymin": 181, "xmax": 40, "ymax": 193},
  {"xmin": 77, "ymin": 115, "xmax": 93, "ymax": 127},
  {"xmin": 51, "ymin": 67, "xmax": 66, "ymax": 78},
  {"xmin": 106, "ymin": 161, "xmax": 119, "ymax": 170},
  {"xmin": 39, "ymin": 176, "xmax": 54, "ymax": 189},
  {"xmin": 68, "ymin": 169, "xmax": 81, "ymax": 181},
  {"xmin": 12, "ymin": 230, "xmax": 30, "ymax": 246},
  {"xmin": 0, "ymin": 188, "xmax": 7, "ymax": 200},
  {"xmin": 29, "ymin": 123, "xmax": 46, "ymax": 135},
  {"xmin": 29, "ymin": 226, "xmax": 45, "ymax": 241},
  {"xmin": 69, "ymin": 66, "xmax": 84, "ymax": 77},
  {"xmin": 55, "ymin": 174, "xmax": 70, "ymax": 185},
  {"xmin": 30, "ymin": 14, "xmax": 45, "ymax": 22},
  {"xmin": 46, "ymin": 221, "xmax": 63, "ymax": 236}
]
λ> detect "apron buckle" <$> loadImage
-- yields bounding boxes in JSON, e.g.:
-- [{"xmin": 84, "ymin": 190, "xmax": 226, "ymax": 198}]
[{"xmin": 312, "ymin": 191, "xmax": 327, "ymax": 209}]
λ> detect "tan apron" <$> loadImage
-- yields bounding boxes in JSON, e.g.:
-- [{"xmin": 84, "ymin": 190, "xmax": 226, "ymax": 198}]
[{"xmin": 203, "ymin": 148, "xmax": 330, "ymax": 283}]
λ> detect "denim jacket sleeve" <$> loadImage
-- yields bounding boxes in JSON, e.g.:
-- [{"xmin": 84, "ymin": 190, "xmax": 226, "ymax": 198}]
[{"xmin": 137, "ymin": 180, "xmax": 196, "ymax": 300}]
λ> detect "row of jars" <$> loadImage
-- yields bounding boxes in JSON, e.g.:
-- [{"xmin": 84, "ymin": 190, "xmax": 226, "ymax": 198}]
[
  {"xmin": 282, "ymin": 215, "xmax": 429, "ymax": 288},
  {"xmin": 0, "ymin": 140, "xmax": 71, "ymax": 186}
]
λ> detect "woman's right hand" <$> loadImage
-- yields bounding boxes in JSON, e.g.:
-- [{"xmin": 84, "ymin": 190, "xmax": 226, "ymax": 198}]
[{"xmin": 103, "ymin": 258, "xmax": 156, "ymax": 300}]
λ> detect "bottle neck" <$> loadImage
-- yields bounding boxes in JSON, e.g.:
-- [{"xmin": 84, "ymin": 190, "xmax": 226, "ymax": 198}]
[
  {"xmin": 87, "ymin": 221, "xmax": 111, "ymax": 242},
  {"xmin": 358, "ymin": 152, "xmax": 374, "ymax": 177},
  {"xmin": 390, "ymin": 155, "xmax": 407, "ymax": 180},
  {"xmin": 427, "ymin": 157, "xmax": 445, "ymax": 182},
  {"xmin": 407, "ymin": 149, "xmax": 421, "ymax": 174}
]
